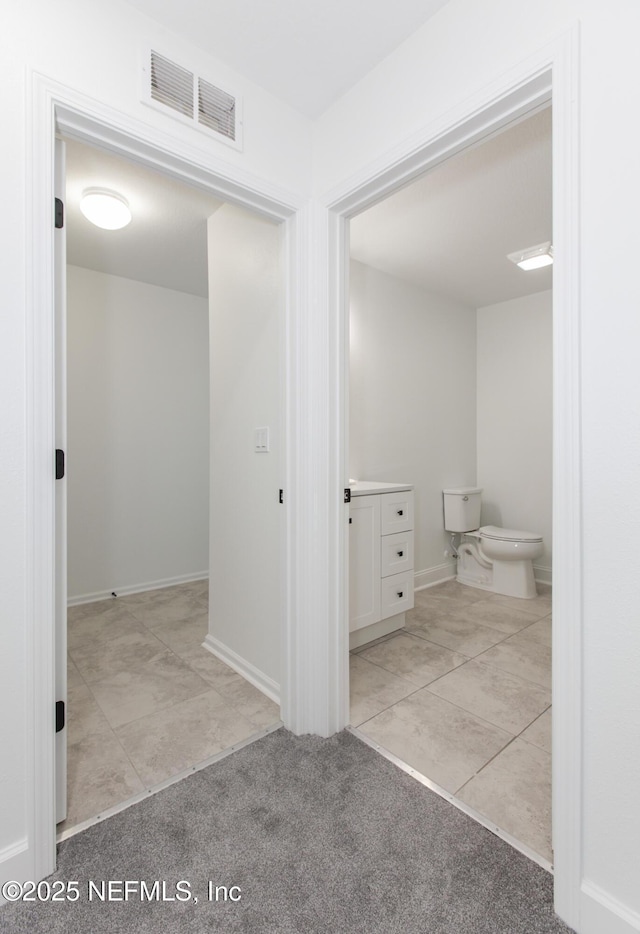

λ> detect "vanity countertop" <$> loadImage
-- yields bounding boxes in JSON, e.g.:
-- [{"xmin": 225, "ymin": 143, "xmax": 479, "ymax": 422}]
[{"xmin": 349, "ymin": 480, "xmax": 413, "ymax": 496}]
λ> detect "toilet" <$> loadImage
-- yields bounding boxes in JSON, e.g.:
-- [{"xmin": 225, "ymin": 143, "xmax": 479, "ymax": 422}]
[{"xmin": 443, "ymin": 487, "xmax": 543, "ymax": 599}]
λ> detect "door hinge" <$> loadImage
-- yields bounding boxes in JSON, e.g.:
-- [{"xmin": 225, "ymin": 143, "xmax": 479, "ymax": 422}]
[
  {"xmin": 55, "ymin": 700, "xmax": 65, "ymax": 733},
  {"xmin": 278, "ymin": 489, "xmax": 284, "ymax": 504},
  {"xmin": 344, "ymin": 488, "xmax": 351, "ymax": 504},
  {"xmin": 55, "ymin": 449, "xmax": 65, "ymax": 480},
  {"xmin": 55, "ymin": 198, "xmax": 64, "ymax": 229}
]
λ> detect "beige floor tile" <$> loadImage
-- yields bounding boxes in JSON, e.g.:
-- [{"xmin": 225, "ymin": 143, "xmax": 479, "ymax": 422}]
[
  {"xmin": 89, "ymin": 650, "xmax": 212, "ymax": 728},
  {"xmin": 177, "ymin": 642, "xmax": 243, "ymax": 685},
  {"xmin": 149, "ymin": 614, "xmax": 209, "ymax": 654},
  {"xmin": 67, "ymin": 598, "xmax": 125, "ymax": 623},
  {"xmin": 359, "ymin": 632, "xmax": 467, "ymax": 687},
  {"xmin": 349, "ymin": 654, "xmax": 416, "ymax": 726},
  {"xmin": 66, "ymin": 683, "xmax": 113, "ymax": 745},
  {"xmin": 427, "ymin": 659, "xmax": 551, "ymax": 734},
  {"xmin": 67, "ymin": 657, "xmax": 86, "ymax": 691},
  {"xmin": 520, "ymin": 707, "xmax": 552, "ymax": 753},
  {"xmin": 173, "ymin": 578, "xmax": 209, "ymax": 600},
  {"xmin": 359, "ymin": 690, "xmax": 512, "ymax": 793},
  {"xmin": 445, "ymin": 600, "xmax": 544, "ymax": 635},
  {"xmin": 349, "ymin": 631, "xmax": 399, "ymax": 655},
  {"xmin": 416, "ymin": 580, "xmax": 492, "ymax": 603},
  {"xmin": 485, "ymin": 590, "xmax": 552, "ymax": 617},
  {"xmin": 116, "ymin": 690, "xmax": 258, "ymax": 786},
  {"xmin": 211, "ymin": 677, "xmax": 281, "ymax": 728},
  {"xmin": 69, "ymin": 628, "xmax": 168, "ymax": 683},
  {"xmin": 126, "ymin": 589, "xmax": 208, "ymax": 626},
  {"xmin": 405, "ymin": 609, "xmax": 507, "ymax": 657},
  {"xmin": 67, "ymin": 603, "xmax": 144, "ymax": 651},
  {"xmin": 457, "ymin": 738, "xmax": 552, "ymax": 862},
  {"xmin": 520, "ymin": 616, "xmax": 552, "ymax": 647},
  {"xmin": 60, "ymin": 730, "xmax": 143, "ymax": 829},
  {"xmin": 478, "ymin": 630, "xmax": 551, "ymax": 689}
]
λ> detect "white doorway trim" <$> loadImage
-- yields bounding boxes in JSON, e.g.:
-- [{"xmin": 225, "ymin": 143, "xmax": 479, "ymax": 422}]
[
  {"xmin": 323, "ymin": 29, "xmax": 581, "ymax": 931},
  {"xmin": 25, "ymin": 71, "xmax": 306, "ymax": 883}
]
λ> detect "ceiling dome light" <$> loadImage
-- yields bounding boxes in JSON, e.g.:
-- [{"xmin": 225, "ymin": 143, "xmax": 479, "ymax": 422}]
[
  {"xmin": 507, "ymin": 241, "xmax": 553, "ymax": 271},
  {"xmin": 80, "ymin": 188, "xmax": 132, "ymax": 230}
]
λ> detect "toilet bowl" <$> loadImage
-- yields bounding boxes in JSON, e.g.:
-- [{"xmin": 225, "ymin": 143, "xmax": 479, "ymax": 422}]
[{"xmin": 443, "ymin": 489, "xmax": 543, "ymax": 599}]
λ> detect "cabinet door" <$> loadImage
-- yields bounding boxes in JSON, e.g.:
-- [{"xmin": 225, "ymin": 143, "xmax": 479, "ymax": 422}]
[{"xmin": 349, "ymin": 495, "xmax": 381, "ymax": 631}]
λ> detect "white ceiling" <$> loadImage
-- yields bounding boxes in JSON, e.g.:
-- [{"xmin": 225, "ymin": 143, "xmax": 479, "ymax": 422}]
[
  {"xmin": 65, "ymin": 139, "xmax": 223, "ymax": 297},
  {"xmin": 124, "ymin": 0, "xmax": 450, "ymax": 117},
  {"xmin": 350, "ymin": 107, "xmax": 552, "ymax": 309},
  {"xmin": 66, "ymin": 108, "xmax": 551, "ymax": 307}
]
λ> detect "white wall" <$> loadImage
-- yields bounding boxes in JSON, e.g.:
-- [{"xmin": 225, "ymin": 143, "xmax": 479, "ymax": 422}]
[
  {"xmin": 66, "ymin": 265, "xmax": 209, "ymax": 601},
  {"xmin": 206, "ymin": 204, "xmax": 282, "ymax": 693},
  {"xmin": 349, "ymin": 261, "xmax": 476, "ymax": 583},
  {"xmin": 317, "ymin": 2, "xmax": 640, "ymax": 930},
  {"xmin": 477, "ymin": 291, "xmax": 552, "ymax": 577}
]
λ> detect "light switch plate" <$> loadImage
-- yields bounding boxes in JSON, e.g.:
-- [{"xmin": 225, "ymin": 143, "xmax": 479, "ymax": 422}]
[{"xmin": 254, "ymin": 427, "xmax": 270, "ymax": 452}]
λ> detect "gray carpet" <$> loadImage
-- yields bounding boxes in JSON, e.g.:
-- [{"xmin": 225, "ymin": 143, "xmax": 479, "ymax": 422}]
[{"xmin": 1, "ymin": 729, "xmax": 572, "ymax": 933}]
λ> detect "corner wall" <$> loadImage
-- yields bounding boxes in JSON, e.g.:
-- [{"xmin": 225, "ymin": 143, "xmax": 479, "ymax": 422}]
[
  {"xmin": 349, "ymin": 260, "xmax": 477, "ymax": 584},
  {"xmin": 206, "ymin": 204, "xmax": 283, "ymax": 696},
  {"xmin": 66, "ymin": 266, "xmax": 210, "ymax": 601}
]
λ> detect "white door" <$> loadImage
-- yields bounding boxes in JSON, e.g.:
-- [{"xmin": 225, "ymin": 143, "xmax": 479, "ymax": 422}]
[{"xmin": 54, "ymin": 137, "xmax": 67, "ymax": 824}]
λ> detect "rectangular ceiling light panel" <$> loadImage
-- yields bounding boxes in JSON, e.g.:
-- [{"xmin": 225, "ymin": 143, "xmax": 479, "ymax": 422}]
[{"xmin": 142, "ymin": 49, "xmax": 243, "ymax": 151}]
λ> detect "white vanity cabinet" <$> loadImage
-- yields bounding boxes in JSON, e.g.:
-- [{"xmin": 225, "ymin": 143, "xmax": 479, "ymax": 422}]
[{"xmin": 349, "ymin": 483, "xmax": 415, "ymax": 648}]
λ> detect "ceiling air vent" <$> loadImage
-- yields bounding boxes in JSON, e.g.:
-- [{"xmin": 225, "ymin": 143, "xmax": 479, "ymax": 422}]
[{"xmin": 142, "ymin": 49, "xmax": 243, "ymax": 151}]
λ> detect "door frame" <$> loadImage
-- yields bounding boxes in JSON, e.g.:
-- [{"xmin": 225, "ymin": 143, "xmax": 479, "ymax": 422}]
[
  {"xmin": 25, "ymin": 71, "xmax": 307, "ymax": 882},
  {"xmin": 324, "ymin": 30, "xmax": 582, "ymax": 929}
]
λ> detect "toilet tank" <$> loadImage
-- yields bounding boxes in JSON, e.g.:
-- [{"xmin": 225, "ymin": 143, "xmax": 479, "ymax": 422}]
[{"xmin": 443, "ymin": 488, "xmax": 482, "ymax": 532}]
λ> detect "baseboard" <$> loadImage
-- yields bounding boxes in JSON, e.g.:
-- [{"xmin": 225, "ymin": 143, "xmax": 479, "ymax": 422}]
[
  {"xmin": 580, "ymin": 880, "xmax": 640, "ymax": 934},
  {"xmin": 68, "ymin": 572, "xmax": 209, "ymax": 606},
  {"xmin": 413, "ymin": 563, "xmax": 456, "ymax": 592},
  {"xmin": 534, "ymin": 564, "xmax": 553, "ymax": 585},
  {"xmin": 0, "ymin": 837, "xmax": 30, "ymax": 899},
  {"xmin": 202, "ymin": 634, "xmax": 280, "ymax": 706}
]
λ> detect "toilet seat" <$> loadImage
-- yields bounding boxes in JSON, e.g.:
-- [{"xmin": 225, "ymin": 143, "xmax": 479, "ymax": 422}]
[{"xmin": 480, "ymin": 525, "xmax": 543, "ymax": 543}]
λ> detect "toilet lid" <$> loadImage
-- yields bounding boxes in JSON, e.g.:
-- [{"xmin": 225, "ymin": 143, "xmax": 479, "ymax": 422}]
[{"xmin": 480, "ymin": 525, "xmax": 543, "ymax": 543}]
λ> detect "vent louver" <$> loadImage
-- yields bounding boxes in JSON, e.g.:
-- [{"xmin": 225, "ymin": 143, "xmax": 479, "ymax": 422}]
[
  {"xmin": 198, "ymin": 78, "xmax": 235, "ymax": 141},
  {"xmin": 144, "ymin": 49, "xmax": 241, "ymax": 150},
  {"xmin": 150, "ymin": 51, "xmax": 194, "ymax": 118}
]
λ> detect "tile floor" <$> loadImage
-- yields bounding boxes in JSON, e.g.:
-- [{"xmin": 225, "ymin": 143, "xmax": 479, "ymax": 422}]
[
  {"xmin": 350, "ymin": 579, "xmax": 553, "ymax": 863},
  {"xmin": 62, "ymin": 579, "xmax": 281, "ymax": 833}
]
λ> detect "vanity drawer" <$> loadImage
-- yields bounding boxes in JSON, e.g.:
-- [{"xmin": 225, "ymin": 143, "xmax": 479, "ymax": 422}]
[
  {"xmin": 380, "ymin": 491, "xmax": 414, "ymax": 535},
  {"xmin": 380, "ymin": 531, "xmax": 414, "ymax": 578},
  {"xmin": 380, "ymin": 570, "xmax": 414, "ymax": 619}
]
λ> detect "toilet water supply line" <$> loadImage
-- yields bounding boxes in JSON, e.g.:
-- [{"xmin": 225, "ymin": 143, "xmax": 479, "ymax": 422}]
[{"xmin": 450, "ymin": 532, "xmax": 492, "ymax": 569}]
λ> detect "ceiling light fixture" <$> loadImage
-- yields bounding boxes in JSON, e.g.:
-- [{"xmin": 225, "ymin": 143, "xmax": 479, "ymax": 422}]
[
  {"xmin": 507, "ymin": 241, "xmax": 553, "ymax": 271},
  {"xmin": 80, "ymin": 188, "xmax": 132, "ymax": 230}
]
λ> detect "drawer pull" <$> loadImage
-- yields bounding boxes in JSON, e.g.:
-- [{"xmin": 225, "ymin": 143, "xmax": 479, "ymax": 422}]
[
  {"xmin": 397, "ymin": 591, "xmax": 404, "ymax": 599},
  {"xmin": 397, "ymin": 509, "xmax": 404, "ymax": 516},
  {"xmin": 397, "ymin": 550, "xmax": 404, "ymax": 557}
]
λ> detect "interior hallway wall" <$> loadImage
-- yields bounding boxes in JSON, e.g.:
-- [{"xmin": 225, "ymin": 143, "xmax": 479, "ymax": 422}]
[
  {"xmin": 67, "ymin": 265, "xmax": 209, "ymax": 601},
  {"xmin": 477, "ymin": 290, "xmax": 552, "ymax": 577},
  {"xmin": 206, "ymin": 204, "xmax": 282, "ymax": 692},
  {"xmin": 349, "ymin": 260, "xmax": 477, "ymax": 584}
]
